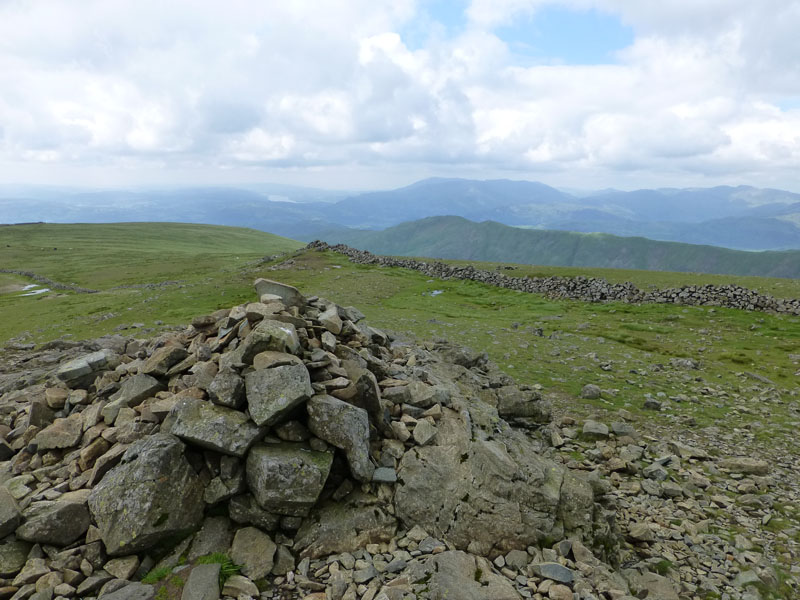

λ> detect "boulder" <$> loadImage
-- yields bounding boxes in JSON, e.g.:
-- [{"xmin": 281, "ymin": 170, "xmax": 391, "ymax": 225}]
[
  {"xmin": 229, "ymin": 527, "xmax": 276, "ymax": 580},
  {"xmin": 306, "ymin": 395, "xmax": 374, "ymax": 482},
  {"xmin": 719, "ymin": 457, "xmax": 769, "ymax": 475},
  {"xmin": 0, "ymin": 487, "xmax": 21, "ymax": 539},
  {"xmin": 181, "ymin": 563, "xmax": 220, "ymax": 600},
  {"xmin": 15, "ymin": 500, "xmax": 90, "ymax": 546},
  {"xmin": 395, "ymin": 407, "xmax": 603, "ymax": 556},
  {"xmin": 246, "ymin": 443, "xmax": 333, "ymax": 516},
  {"xmin": 581, "ymin": 384, "xmax": 602, "ymax": 399},
  {"xmin": 401, "ymin": 551, "xmax": 521, "ymax": 600},
  {"xmin": 0, "ymin": 539, "xmax": 31, "ymax": 578},
  {"xmin": 238, "ymin": 319, "xmax": 301, "ymax": 363},
  {"xmin": 103, "ymin": 374, "xmax": 164, "ymax": 422},
  {"xmin": 35, "ymin": 414, "xmax": 84, "ymax": 450},
  {"xmin": 140, "ymin": 346, "xmax": 189, "ymax": 377},
  {"xmin": 88, "ymin": 434, "xmax": 205, "ymax": 555},
  {"xmin": 294, "ymin": 492, "xmax": 397, "ymax": 559},
  {"xmin": 100, "ymin": 582, "xmax": 156, "ymax": 600},
  {"xmin": 244, "ymin": 364, "xmax": 313, "ymax": 427},
  {"xmin": 207, "ymin": 368, "xmax": 245, "ymax": 409},
  {"xmin": 164, "ymin": 397, "xmax": 264, "ymax": 457},
  {"xmin": 56, "ymin": 349, "xmax": 118, "ymax": 388}
]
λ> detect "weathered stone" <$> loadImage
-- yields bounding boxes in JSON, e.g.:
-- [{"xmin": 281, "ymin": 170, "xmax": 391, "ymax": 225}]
[
  {"xmin": 35, "ymin": 414, "xmax": 83, "ymax": 451},
  {"xmin": 495, "ymin": 386, "xmax": 551, "ymax": 422},
  {"xmin": 0, "ymin": 487, "xmax": 21, "ymax": 538},
  {"xmin": 307, "ymin": 395, "xmax": 374, "ymax": 482},
  {"xmin": 207, "ymin": 368, "xmax": 245, "ymax": 409},
  {"xmin": 181, "ymin": 563, "xmax": 220, "ymax": 600},
  {"xmin": 104, "ymin": 556, "xmax": 140, "ymax": 581},
  {"xmin": 140, "ymin": 346, "xmax": 189, "ymax": 377},
  {"xmin": 295, "ymin": 492, "xmax": 397, "ymax": 559},
  {"xmin": 530, "ymin": 562, "xmax": 574, "ymax": 583},
  {"xmin": 401, "ymin": 551, "xmax": 521, "ymax": 600},
  {"xmin": 221, "ymin": 574, "xmax": 259, "ymax": 598},
  {"xmin": 239, "ymin": 319, "xmax": 301, "ymax": 364},
  {"xmin": 110, "ymin": 374, "xmax": 163, "ymax": 409},
  {"xmin": 252, "ymin": 351, "xmax": 303, "ymax": 370},
  {"xmin": 44, "ymin": 387, "xmax": 68, "ymax": 409},
  {"xmin": 412, "ymin": 420, "xmax": 437, "ymax": 446},
  {"xmin": 88, "ymin": 434, "xmax": 204, "ymax": 555},
  {"xmin": 627, "ymin": 523, "xmax": 655, "ymax": 543},
  {"xmin": 12, "ymin": 557, "xmax": 49, "ymax": 587},
  {"xmin": 395, "ymin": 407, "xmax": 601, "ymax": 557},
  {"xmin": 56, "ymin": 349, "xmax": 118, "ymax": 388},
  {"xmin": 372, "ymin": 467, "xmax": 397, "ymax": 483},
  {"xmin": 719, "ymin": 457, "xmax": 769, "ymax": 475},
  {"xmin": 228, "ymin": 494, "xmax": 281, "ymax": 531},
  {"xmin": 0, "ymin": 539, "xmax": 31, "ymax": 577},
  {"xmin": 164, "ymin": 397, "xmax": 264, "ymax": 457},
  {"xmin": 318, "ymin": 306, "xmax": 343, "ymax": 334},
  {"xmin": 624, "ymin": 571, "xmax": 679, "ymax": 600},
  {"xmin": 244, "ymin": 364, "xmax": 313, "ymax": 427},
  {"xmin": 582, "ymin": 420, "xmax": 609, "ymax": 440},
  {"xmin": 100, "ymin": 582, "xmax": 156, "ymax": 600},
  {"xmin": 254, "ymin": 278, "xmax": 304, "ymax": 307},
  {"xmin": 246, "ymin": 443, "xmax": 333, "ymax": 516},
  {"xmin": 230, "ymin": 527, "xmax": 277, "ymax": 580},
  {"xmin": 15, "ymin": 500, "xmax": 90, "ymax": 546},
  {"xmin": 581, "ymin": 384, "xmax": 602, "ymax": 399},
  {"xmin": 338, "ymin": 362, "xmax": 391, "ymax": 434}
]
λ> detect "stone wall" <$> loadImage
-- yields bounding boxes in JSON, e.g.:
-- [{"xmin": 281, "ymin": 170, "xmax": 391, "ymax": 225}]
[{"xmin": 307, "ymin": 241, "xmax": 800, "ymax": 316}]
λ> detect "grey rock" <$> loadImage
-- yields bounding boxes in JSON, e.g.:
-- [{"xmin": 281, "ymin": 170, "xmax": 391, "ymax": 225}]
[
  {"xmin": 318, "ymin": 306, "xmax": 343, "ymax": 334},
  {"xmin": 56, "ymin": 349, "xmax": 118, "ymax": 388},
  {"xmin": 581, "ymin": 384, "xmax": 602, "ymax": 399},
  {"xmin": 643, "ymin": 398, "xmax": 662, "ymax": 410},
  {"xmin": 254, "ymin": 278, "xmax": 304, "ymax": 307},
  {"xmin": 88, "ymin": 434, "xmax": 204, "ymax": 555},
  {"xmin": 0, "ymin": 539, "xmax": 31, "ymax": 577},
  {"xmin": 372, "ymin": 467, "xmax": 397, "ymax": 483},
  {"xmin": 140, "ymin": 345, "xmax": 188, "ymax": 377},
  {"xmin": 307, "ymin": 395, "xmax": 374, "ymax": 482},
  {"xmin": 611, "ymin": 421, "xmax": 636, "ymax": 437},
  {"xmin": 165, "ymin": 396, "xmax": 264, "ymax": 457},
  {"xmin": 244, "ymin": 364, "xmax": 313, "ymax": 427},
  {"xmin": 582, "ymin": 420, "xmax": 609, "ymax": 439},
  {"xmin": 246, "ymin": 443, "xmax": 333, "ymax": 516},
  {"xmin": 187, "ymin": 516, "xmax": 234, "ymax": 562},
  {"xmin": 207, "ymin": 368, "xmax": 245, "ymax": 409},
  {"xmin": 624, "ymin": 571, "xmax": 679, "ymax": 600},
  {"xmin": 35, "ymin": 414, "xmax": 83, "ymax": 450},
  {"xmin": 402, "ymin": 551, "xmax": 521, "ymax": 600},
  {"xmin": 495, "ymin": 386, "xmax": 551, "ymax": 422},
  {"xmin": 719, "ymin": 457, "xmax": 769, "ymax": 475},
  {"xmin": 238, "ymin": 319, "xmax": 301, "ymax": 364},
  {"xmin": 0, "ymin": 487, "xmax": 21, "ymax": 538},
  {"xmin": 228, "ymin": 494, "xmax": 281, "ymax": 531},
  {"xmin": 100, "ymin": 582, "xmax": 156, "ymax": 600},
  {"xmin": 412, "ymin": 420, "xmax": 437, "ymax": 446},
  {"xmin": 529, "ymin": 562, "xmax": 574, "ymax": 583},
  {"xmin": 221, "ymin": 574, "xmax": 259, "ymax": 598},
  {"xmin": 15, "ymin": 500, "xmax": 90, "ymax": 545},
  {"xmin": 230, "ymin": 527, "xmax": 277, "ymax": 580},
  {"xmin": 272, "ymin": 545, "xmax": 295, "ymax": 575},
  {"xmin": 294, "ymin": 492, "xmax": 397, "ymax": 559},
  {"xmin": 109, "ymin": 374, "xmax": 163, "ymax": 410},
  {"xmin": 181, "ymin": 563, "xmax": 220, "ymax": 600}
]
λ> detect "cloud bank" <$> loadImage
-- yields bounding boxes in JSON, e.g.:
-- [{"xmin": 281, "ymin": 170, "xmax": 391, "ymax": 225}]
[{"xmin": 0, "ymin": 0, "xmax": 798, "ymax": 190}]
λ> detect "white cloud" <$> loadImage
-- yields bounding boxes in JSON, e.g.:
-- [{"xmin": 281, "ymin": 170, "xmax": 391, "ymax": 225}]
[{"xmin": 0, "ymin": 0, "xmax": 799, "ymax": 190}]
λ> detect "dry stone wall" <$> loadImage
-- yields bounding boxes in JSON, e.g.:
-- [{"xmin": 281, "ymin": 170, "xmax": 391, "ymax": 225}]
[{"xmin": 307, "ymin": 241, "xmax": 800, "ymax": 315}]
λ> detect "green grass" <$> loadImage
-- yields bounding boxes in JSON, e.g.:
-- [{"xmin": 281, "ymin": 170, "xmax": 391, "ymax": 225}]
[
  {"xmin": 142, "ymin": 566, "xmax": 173, "ymax": 584},
  {"xmin": 196, "ymin": 552, "xmax": 241, "ymax": 587},
  {"xmin": 0, "ymin": 222, "xmax": 302, "ymax": 343}
]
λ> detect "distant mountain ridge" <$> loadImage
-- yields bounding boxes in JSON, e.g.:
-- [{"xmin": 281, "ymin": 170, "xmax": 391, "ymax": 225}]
[
  {"xmin": 2, "ymin": 178, "xmax": 800, "ymax": 251},
  {"xmin": 316, "ymin": 215, "xmax": 800, "ymax": 279}
]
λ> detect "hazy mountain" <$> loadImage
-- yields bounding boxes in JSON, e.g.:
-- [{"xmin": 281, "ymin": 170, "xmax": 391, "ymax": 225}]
[
  {"xmin": 318, "ymin": 216, "xmax": 800, "ymax": 279},
  {"xmin": 2, "ymin": 178, "xmax": 800, "ymax": 250}
]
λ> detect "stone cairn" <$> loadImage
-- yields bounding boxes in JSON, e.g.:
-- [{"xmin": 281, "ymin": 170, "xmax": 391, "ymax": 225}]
[
  {"xmin": 1, "ymin": 278, "xmax": 661, "ymax": 600},
  {"xmin": 307, "ymin": 241, "xmax": 800, "ymax": 316}
]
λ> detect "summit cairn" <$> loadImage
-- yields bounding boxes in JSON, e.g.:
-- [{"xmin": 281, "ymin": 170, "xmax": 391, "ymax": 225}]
[{"xmin": 0, "ymin": 277, "xmax": 634, "ymax": 599}]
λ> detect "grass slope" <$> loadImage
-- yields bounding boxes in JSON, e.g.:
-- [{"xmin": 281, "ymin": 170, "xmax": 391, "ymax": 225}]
[
  {"xmin": 320, "ymin": 215, "xmax": 800, "ymax": 278},
  {"xmin": 0, "ymin": 222, "xmax": 302, "ymax": 342}
]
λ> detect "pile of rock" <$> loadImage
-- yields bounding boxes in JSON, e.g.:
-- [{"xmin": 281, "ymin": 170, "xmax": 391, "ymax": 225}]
[
  {"xmin": 306, "ymin": 241, "xmax": 800, "ymax": 316},
  {"xmin": 1, "ymin": 279, "xmax": 635, "ymax": 600}
]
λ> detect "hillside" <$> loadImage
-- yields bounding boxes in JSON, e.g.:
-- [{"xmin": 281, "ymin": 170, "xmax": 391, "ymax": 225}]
[{"xmin": 319, "ymin": 215, "xmax": 800, "ymax": 278}]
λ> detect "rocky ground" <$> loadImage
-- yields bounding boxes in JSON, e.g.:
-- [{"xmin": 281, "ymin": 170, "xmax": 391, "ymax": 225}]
[{"xmin": 0, "ymin": 278, "xmax": 797, "ymax": 600}]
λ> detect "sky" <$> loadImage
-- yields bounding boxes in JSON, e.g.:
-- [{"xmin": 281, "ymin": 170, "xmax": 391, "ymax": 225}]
[{"xmin": 0, "ymin": 0, "xmax": 799, "ymax": 192}]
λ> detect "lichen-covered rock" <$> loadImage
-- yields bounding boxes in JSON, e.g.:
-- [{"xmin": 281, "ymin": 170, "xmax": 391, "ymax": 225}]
[
  {"xmin": 294, "ymin": 492, "xmax": 396, "ymax": 559},
  {"xmin": 164, "ymin": 396, "xmax": 264, "ymax": 457},
  {"xmin": 88, "ymin": 434, "xmax": 204, "ymax": 555},
  {"xmin": 140, "ymin": 345, "xmax": 188, "ymax": 377},
  {"xmin": 35, "ymin": 413, "xmax": 84, "ymax": 450},
  {"xmin": 229, "ymin": 527, "xmax": 277, "ymax": 580},
  {"xmin": 56, "ymin": 348, "xmax": 118, "ymax": 388},
  {"xmin": 0, "ymin": 539, "xmax": 31, "ymax": 578},
  {"xmin": 401, "ymin": 551, "xmax": 521, "ymax": 600},
  {"xmin": 244, "ymin": 364, "xmax": 313, "ymax": 427},
  {"xmin": 395, "ymin": 405, "xmax": 599, "ymax": 556},
  {"xmin": 207, "ymin": 367, "xmax": 245, "ymax": 409},
  {"xmin": 246, "ymin": 443, "xmax": 333, "ymax": 517},
  {"xmin": 15, "ymin": 500, "xmax": 90, "ymax": 546},
  {"xmin": 238, "ymin": 319, "xmax": 301, "ymax": 364},
  {"xmin": 307, "ymin": 395, "xmax": 374, "ymax": 482}
]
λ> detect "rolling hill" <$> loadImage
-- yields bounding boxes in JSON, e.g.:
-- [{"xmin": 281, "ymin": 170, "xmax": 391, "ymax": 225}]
[{"xmin": 318, "ymin": 215, "xmax": 800, "ymax": 278}]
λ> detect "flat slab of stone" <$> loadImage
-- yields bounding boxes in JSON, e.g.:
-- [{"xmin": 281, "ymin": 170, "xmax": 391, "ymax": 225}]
[
  {"xmin": 56, "ymin": 349, "xmax": 117, "ymax": 388},
  {"xmin": 109, "ymin": 374, "xmax": 164, "ymax": 409},
  {"xmin": 529, "ymin": 562, "xmax": 574, "ymax": 583},
  {"xmin": 141, "ymin": 346, "xmax": 189, "ymax": 377},
  {"xmin": 254, "ymin": 278, "xmax": 304, "ymax": 307},
  {"xmin": 0, "ymin": 487, "xmax": 22, "ymax": 538},
  {"xmin": 719, "ymin": 457, "xmax": 769, "ymax": 475},
  {"xmin": 165, "ymin": 397, "xmax": 264, "ymax": 457},
  {"xmin": 88, "ymin": 434, "xmax": 204, "ymax": 555},
  {"xmin": 245, "ymin": 363, "xmax": 313, "ymax": 427},
  {"xmin": 35, "ymin": 414, "xmax": 84, "ymax": 450},
  {"xmin": 246, "ymin": 443, "xmax": 333, "ymax": 516},
  {"xmin": 15, "ymin": 500, "xmax": 91, "ymax": 546},
  {"xmin": 101, "ymin": 582, "xmax": 156, "ymax": 600}
]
